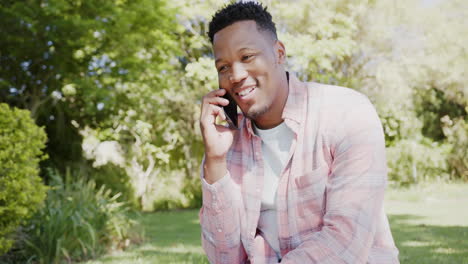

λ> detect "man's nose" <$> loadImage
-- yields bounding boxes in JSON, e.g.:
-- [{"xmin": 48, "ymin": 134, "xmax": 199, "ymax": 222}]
[{"xmin": 229, "ymin": 62, "xmax": 248, "ymax": 83}]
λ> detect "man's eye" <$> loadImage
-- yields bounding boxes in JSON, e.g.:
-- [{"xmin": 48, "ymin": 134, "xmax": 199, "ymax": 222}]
[
  {"xmin": 218, "ymin": 66, "xmax": 228, "ymax": 73},
  {"xmin": 242, "ymin": 55, "xmax": 254, "ymax": 61}
]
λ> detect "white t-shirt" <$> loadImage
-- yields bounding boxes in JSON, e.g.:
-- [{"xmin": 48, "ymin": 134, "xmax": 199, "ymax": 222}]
[{"xmin": 253, "ymin": 121, "xmax": 294, "ymax": 257}]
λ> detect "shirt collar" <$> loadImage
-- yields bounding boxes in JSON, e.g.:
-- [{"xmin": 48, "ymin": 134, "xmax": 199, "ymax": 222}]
[
  {"xmin": 281, "ymin": 72, "xmax": 307, "ymax": 125},
  {"xmin": 243, "ymin": 72, "xmax": 307, "ymax": 137}
]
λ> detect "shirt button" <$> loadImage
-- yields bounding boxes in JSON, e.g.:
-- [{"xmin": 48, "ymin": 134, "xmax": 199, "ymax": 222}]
[{"xmin": 217, "ymin": 228, "xmax": 222, "ymax": 233}]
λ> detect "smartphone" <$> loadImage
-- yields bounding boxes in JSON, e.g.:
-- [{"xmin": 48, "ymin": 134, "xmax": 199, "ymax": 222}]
[{"xmin": 221, "ymin": 91, "xmax": 238, "ymax": 129}]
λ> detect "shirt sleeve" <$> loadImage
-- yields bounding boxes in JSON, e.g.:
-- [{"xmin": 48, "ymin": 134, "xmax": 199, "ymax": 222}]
[
  {"xmin": 199, "ymin": 157, "xmax": 247, "ymax": 263},
  {"xmin": 281, "ymin": 96, "xmax": 395, "ymax": 264}
]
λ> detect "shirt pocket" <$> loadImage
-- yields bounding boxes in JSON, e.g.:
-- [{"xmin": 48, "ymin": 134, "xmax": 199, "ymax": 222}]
[{"xmin": 293, "ymin": 165, "xmax": 328, "ymax": 219}]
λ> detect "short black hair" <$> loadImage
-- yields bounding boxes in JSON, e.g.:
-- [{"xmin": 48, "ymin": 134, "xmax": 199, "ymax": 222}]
[{"xmin": 208, "ymin": 1, "xmax": 277, "ymax": 43}]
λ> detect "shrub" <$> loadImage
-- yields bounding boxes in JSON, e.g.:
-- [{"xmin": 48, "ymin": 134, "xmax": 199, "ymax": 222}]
[
  {"xmin": 442, "ymin": 117, "xmax": 468, "ymax": 180},
  {"xmin": 386, "ymin": 138, "xmax": 451, "ymax": 186},
  {"xmin": 92, "ymin": 163, "xmax": 139, "ymax": 209},
  {"xmin": 414, "ymin": 87, "xmax": 466, "ymax": 142},
  {"xmin": 182, "ymin": 173, "xmax": 203, "ymax": 209},
  {"xmin": 18, "ymin": 169, "xmax": 139, "ymax": 263},
  {"xmin": 0, "ymin": 103, "xmax": 47, "ymax": 255},
  {"xmin": 150, "ymin": 170, "xmax": 189, "ymax": 211},
  {"xmin": 377, "ymin": 106, "xmax": 423, "ymax": 147}
]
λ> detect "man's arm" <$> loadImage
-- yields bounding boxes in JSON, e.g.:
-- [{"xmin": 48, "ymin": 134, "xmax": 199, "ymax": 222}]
[
  {"xmin": 281, "ymin": 97, "xmax": 396, "ymax": 264},
  {"xmin": 199, "ymin": 159, "xmax": 247, "ymax": 263},
  {"xmin": 198, "ymin": 88, "xmax": 247, "ymax": 263}
]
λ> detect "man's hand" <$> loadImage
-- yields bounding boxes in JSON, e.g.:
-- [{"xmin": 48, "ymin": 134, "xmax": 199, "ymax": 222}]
[{"xmin": 199, "ymin": 88, "xmax": 236, "ymax": 184}]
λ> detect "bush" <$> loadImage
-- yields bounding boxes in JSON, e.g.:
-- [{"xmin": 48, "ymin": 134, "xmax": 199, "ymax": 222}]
[
  {"xmin": 414, "ymin": 87, "xmax": 466, "ymax": 142},
  {"xmin": 182, "ymin": 173, "xmax": 202, "ymax": 209},
  {"xmin": 17, "ymin": 169, "xmax": 139, "ymax": 263},
  {"xmin": 92, "ymin": 163, "xmax": 139, "ymax": 209},
  {"xmin": 386, "ymin": 138, "xmax": 451, "ymax": 186},
  {"xmin": 443, "ymin": 117, "xmax": 468, "ymax": 180},
  {"xmin": 0, "ymin": 103, "xmax": 47, "ymax": 255},
  {"xmin": 150, "ymin": 170, "xmax": 190, "ymax": 211},
  {"xmin": 377, "ymin": 106, "xmax": 423, "ymax": 147}
]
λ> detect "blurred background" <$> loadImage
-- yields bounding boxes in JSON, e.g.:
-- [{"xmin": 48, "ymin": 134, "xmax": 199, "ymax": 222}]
[{"xmin": 0, "ymin": 0, "xmax": 466, "ymax": 263}]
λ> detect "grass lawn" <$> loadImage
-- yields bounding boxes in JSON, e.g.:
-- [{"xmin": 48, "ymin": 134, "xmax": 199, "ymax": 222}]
[
  {"xmin": 85, "ymin": 183, "xmax": 468, "ymax": 264},
  {"xmin": 385, "ymin": 182, "xmax": 468, "ymax": 264},
  {"xmin": 85, "ymin": 210, "xmax": 209, "ymax": 264}
]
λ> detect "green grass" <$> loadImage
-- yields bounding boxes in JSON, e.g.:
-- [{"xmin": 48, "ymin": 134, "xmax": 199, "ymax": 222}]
[
  {"xmin": 84, "ymin": 210, "xmax": 209, "ymax": 264},
  {"xmin": 385, "ymin": 182, "xmax": 468, "ymax": 264},
  {"xmin": 84, "ymin": 183, "xmax": 468, "ymax": 264}
]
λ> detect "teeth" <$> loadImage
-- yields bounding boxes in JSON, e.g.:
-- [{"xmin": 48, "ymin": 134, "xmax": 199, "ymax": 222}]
[{"xmin": 239, "ymin": 87, "xmax": 255, "ymax": 97}]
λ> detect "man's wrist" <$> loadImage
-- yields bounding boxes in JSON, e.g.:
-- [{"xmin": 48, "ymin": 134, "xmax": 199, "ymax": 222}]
[{"xmin": 203, "ymin": 156, "xmax": 227, "ymax": 184}]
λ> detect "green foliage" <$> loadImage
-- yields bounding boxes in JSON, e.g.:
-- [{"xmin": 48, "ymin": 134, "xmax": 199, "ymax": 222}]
[
  {"xmin": 443, "ymin": 117, "xmax": 468, "ymax": 180},
  {"xmin": 267, "ymin": 0, "xmax": 367, "ymax": 86},
  {"xmin": 153, "ymin": 199, "xmax": 186, "ymax": 212},
  {"xmin": 91, "ymin": 164, "xmax": 138, "ymax": 209},
  {"xmin": 350, "ymin": 0, "xmax": 467, "ymax": 182},
  {"xmin": 148, "ymin": 170, "xmax": 197, "ymax": 211},
  {"xmin": 0, "ymin": 0, "xmax": 201, "ymax": 210},
  {"xmin": 377, "ymin": 106, "xmax": 422, "ymax": 147},
  {"xmin": 0, "ymin": 0, "xmax": 181, "ymax": 172},
  {"xmin": 17, "ymin": 169, "xmax": 138, "ymax": 263},
  {"xmin": 386, "ymin": 139, "xmax": 451, "ymax": 186},
  {"xmin": 0, "ymin": 103, "xmax": 47, "ymax": 255},
  {"xmin": 355, "ymin": 0, "xmax": 468, "ymax": 107},
  {"xmin": 182, "ymin": 173, "xmax": 203, "ymax": 209},
  {"xmin": 414, "ymin": 88, "xmax": 467, "ymax": 141}
]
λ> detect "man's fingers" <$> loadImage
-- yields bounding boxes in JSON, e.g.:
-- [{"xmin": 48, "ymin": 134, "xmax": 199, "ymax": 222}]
[
  {"xmin": 209, "ymin": 104, "xmax": 223, "ymax": 116},
  {"xmin": 200, "ymin": 89, "xmax": 233, "ymax": 132},
  {"xmin": 200, "ymin": 104, "xmax": 222, "ymax": 125},
  {"xmin": 202, "ymin": 93, "xmax": 229, "ymax": 107},
  {"xmin": 218, "ymin": 108, "xmax": 227, "ymax": 121},
  {"xmin": 203, "ymin": 88, "xmax": 226, "ymax": 99},
  {"xmin": 204, "ymin": 96, "xmax": 229, "ymax": 107},
  {"xmin": 212, "ymin": 88, "xmax": 227, "ymax": 96}
]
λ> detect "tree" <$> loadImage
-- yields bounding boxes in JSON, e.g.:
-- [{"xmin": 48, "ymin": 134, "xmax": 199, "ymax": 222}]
[
  {"xmin": 0, "ymin": 0, "xmax": 192, "ymax": 208},
  {"xmin": 354, "ymin": 0, "xmax": 467, "ymax": 180},
  {"xmin": 0, "ymin": 0, "xmax": 180, "ymax": 173}
]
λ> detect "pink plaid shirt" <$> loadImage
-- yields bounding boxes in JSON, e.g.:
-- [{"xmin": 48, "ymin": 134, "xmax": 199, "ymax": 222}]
[{"xmin": 199, "ymin": 73, "xmax": 399, "ymax": 264}]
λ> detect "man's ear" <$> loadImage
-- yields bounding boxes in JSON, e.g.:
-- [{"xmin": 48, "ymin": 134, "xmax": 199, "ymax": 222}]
[{"xmin": 275, "ymin": 40, "xmax": 286, "ymax": 65}]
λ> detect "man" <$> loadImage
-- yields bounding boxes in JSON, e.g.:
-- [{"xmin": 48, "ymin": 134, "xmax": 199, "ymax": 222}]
[{"xmin": 199, "ymin": 2, "xmax": 399, "ymax": 263}]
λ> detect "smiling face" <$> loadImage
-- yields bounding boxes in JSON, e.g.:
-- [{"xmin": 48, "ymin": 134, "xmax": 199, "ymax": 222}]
[{"xmin": 213, "ymin": 20, "xmax": 288, "ymax": 129}]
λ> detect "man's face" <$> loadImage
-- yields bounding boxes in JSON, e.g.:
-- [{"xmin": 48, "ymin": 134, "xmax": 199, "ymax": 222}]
[{"xmin": 213, "ymin": 20, "xmax": 286, "ymax": 122}]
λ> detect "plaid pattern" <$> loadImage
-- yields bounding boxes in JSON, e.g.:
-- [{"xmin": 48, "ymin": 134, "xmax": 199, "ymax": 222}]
[{"xmin": 200, "ymin": 73, "xmax": 400, "ymax": 264}]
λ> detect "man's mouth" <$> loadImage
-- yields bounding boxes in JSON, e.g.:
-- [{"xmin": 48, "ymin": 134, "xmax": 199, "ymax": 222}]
[{"xmin": 237, "ymin": 86, "xmax": 256, "ymax": 98}]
